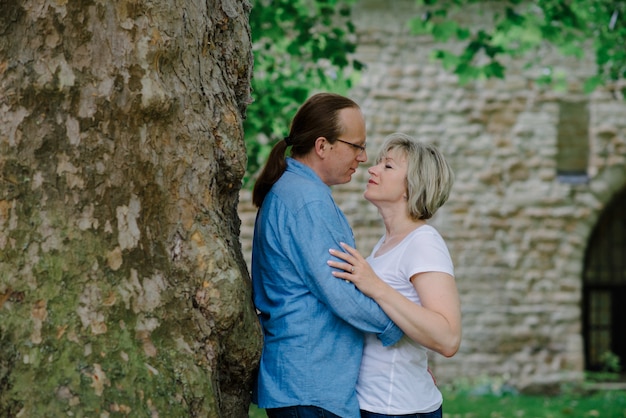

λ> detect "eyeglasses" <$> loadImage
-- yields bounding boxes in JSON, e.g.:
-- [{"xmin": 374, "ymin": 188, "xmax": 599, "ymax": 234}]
[{"xmin": 335, "ymin": 138, "xmax": 367, "ymax": 155}]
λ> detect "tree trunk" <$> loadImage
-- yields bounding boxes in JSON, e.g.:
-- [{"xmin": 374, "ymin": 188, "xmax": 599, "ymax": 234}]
[{"xmin": 0, "ymin": 1, "xmax": 261, "ymax": 416}]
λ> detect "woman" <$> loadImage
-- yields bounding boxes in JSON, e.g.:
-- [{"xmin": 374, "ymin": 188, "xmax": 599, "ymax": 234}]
[{"xmin": 328, "ymin": 133, "xmax": 461, "ymax": 418}]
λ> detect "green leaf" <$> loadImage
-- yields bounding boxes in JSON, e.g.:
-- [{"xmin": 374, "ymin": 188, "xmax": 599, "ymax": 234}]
[
  {"xmin": 432, "ymin": 20, "xmax": 459, "ymax": 41},
  {"xmin": 583, "ymin": 75, "xmax": 603, "ymax": 94},
  {"xmin": 435, "ymin": 50, "xmax": 461, "ymax": 70},
  {"xmin": 244, "ymin": 0, "xmax": 361, "ymax": 186},
  {"xmin": 408, "ymin": 15, "xmax": 433, "ymax": 34},
  {"xmin": 483, "ymin": 60, "xmax": 506, "ymax": 79},
  {"xmin": 456, "ymin": 27, "xmax": 471, "ymax": 40}
]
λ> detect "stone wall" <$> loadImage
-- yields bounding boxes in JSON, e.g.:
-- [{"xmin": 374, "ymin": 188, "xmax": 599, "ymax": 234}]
[{"xmin": 239, "ymin": 0, "xmax": 626, "ymax": 391}]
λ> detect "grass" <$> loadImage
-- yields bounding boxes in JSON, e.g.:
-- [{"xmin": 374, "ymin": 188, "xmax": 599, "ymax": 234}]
[
  {"xmin": 248, "ymin": 385, "xmax": 626, "ymax": 417},
  {"xmin": 441, "ymin": 388, "xmax": 626, "ymax": 417}
]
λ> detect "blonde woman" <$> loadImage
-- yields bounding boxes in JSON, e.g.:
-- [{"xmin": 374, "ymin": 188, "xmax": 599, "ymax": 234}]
[{"xmin": 328, "ymin": 133, "xmax": 461, "ymax": 418}]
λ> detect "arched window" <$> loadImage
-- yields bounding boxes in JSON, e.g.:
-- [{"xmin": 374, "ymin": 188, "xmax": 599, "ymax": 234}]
[{"xmin": 583, "ymin": 186, "xmax": 626, "ymax": 372}]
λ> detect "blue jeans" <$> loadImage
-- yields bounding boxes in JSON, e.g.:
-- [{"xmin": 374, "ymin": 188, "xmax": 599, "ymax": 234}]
[
  {"xmin": 360, "ymin": 405, "xmax": 442, "ymax": 418},
  {"xmin": 266, "ymin": 406, "xmax": 342, "ymax": 418}
]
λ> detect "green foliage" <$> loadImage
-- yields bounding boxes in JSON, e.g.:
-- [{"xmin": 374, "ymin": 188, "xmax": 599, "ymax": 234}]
[
  {"xmin": 244, "ymin": 0, "xmax": 362, "ymax": 185},
  {"xmin": 599, "ymin": 350, "xmax": 622, "ymax": 373},
  {"xmin": 587, "ymin": 350, "xmax": 623, "ymax": 382},
  {"xmin": 441, "ymin": 387, "xmax": 626, "ymax": 417},
  {"xmin": 409, "ymin": 0, "xmax": 626, "ymax": 94},
  {"xmin": 244, "ymin": 1, "xmax": 625, "ymax": 181}
]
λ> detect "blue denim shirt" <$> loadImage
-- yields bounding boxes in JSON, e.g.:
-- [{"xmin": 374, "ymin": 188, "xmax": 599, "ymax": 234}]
[{"xmin": 252, "ymin": 158, "xmax": 403, "ymax": 418}]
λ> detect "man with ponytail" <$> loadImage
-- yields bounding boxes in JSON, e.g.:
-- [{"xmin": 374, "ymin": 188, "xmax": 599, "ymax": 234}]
[{"xmin": 251, "ymin": 93, "xmax": 403, "ymax": 418}]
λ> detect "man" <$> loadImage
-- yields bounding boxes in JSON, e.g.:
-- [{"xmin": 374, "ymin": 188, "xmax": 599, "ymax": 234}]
[{"xmin": 251, "ymin": 93, "xmax": 403, "ymax": 418}]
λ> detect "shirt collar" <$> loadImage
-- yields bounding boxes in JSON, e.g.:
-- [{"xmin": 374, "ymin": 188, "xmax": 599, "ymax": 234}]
[{"xmin": 286, "ymin": 157, "xmax": 328, "ymax": 189}]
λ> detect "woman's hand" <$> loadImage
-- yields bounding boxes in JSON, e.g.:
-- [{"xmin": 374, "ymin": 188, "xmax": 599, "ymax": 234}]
[
  {"xmin": 329, "ymin": 243, "xmax": 462, "ymax": 357},
  {"xmin": 328, "ymin": 242, "xmax": 385, "ymax": 299}
]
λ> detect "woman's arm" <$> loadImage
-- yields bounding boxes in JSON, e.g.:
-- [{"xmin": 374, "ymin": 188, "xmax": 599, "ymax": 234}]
[{"xmin": 328, "ymin": 242, "xmax": 461, "ymax": 357}]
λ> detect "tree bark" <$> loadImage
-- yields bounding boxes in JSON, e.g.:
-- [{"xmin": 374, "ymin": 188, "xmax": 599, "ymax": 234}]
[{"xmin": 0, "ymin": 0, "xmax": 261, "ymax": 416}]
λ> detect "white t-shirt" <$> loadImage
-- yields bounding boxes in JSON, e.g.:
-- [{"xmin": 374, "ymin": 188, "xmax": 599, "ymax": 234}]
[{"xmin": 356, "ymin": 225, "xmax": 454, "ymax": 414}]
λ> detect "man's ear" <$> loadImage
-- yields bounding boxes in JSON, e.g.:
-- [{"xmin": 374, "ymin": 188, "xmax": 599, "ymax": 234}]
[{"xmin": 314, "ymin": 136, "xmax": 330, "ymax": 158}]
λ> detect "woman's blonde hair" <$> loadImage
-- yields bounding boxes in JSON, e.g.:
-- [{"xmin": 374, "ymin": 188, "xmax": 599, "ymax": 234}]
[{"xmin": 378, "ymin": 133, "xmax": 454, "ymax": 220}]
